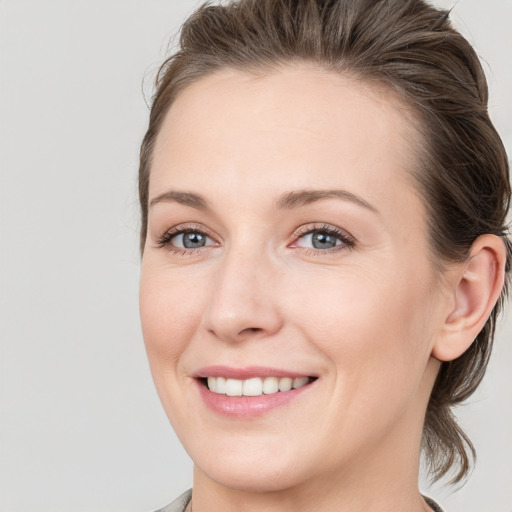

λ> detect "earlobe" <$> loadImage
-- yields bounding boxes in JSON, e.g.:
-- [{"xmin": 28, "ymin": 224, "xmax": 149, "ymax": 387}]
[{"xmin": 432, "ymin": 234, "xmax": 507, "ymax": 362}]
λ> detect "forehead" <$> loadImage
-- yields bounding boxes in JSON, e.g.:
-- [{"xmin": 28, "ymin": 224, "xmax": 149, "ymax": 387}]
[{"xmin": 150, "ymin": 64, "xmax": 425, "ymax": 224}]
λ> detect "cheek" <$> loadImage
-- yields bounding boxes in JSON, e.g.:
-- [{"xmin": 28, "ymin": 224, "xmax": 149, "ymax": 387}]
[
  {"xmin": 295, "ymin": 264, "xmax": 435, "ymax": 390},
  {"xmin": 139, "ymin": 265, "xmax": 202, "ymax": 373},
  {"xmin": 300, "ymin": 272, "xmax": 437, "ymax": 455}
]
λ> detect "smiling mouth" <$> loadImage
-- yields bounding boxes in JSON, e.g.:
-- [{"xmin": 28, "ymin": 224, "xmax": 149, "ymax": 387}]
[{"xmin": 202, "ymin": 376, "xmax": 316, "ymax": 397}]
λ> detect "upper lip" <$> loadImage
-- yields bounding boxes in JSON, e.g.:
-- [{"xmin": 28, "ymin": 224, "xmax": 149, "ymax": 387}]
[{"xmin": 193, "ymin": 365, "xmax": 314, "ymax": 380}]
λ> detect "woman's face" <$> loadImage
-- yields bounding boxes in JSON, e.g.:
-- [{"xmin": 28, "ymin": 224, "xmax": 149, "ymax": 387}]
[{"xmin": 140, "ymin": 66, "xmax": 445, "ymax": 492}]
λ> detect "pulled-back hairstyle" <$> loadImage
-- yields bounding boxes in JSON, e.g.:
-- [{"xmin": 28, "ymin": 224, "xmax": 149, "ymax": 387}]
[{"xmin": 139, "ymin": 0, "xmax": 511, "ymax": 483}]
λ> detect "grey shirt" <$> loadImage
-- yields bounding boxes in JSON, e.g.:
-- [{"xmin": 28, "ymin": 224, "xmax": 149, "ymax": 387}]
[
  {"xmin": 155, "ymin": 489, "xmax": 445, "ymax": 511},
  {"xmin": 155, "ymin": 489, "xmax": 191, "ymax": 512}
]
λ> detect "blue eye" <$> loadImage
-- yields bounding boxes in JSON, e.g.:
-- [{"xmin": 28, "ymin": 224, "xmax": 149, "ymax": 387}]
[
  {"xmin": 156, "ymin": 227, "xmax": 216, "ymax": 251},
  {"xmin": 294, "ymin": 226, "xmax": 354, "ymax": 251},
  {"xmin": 173, "ymin": 231, "xmax": 211, "ymax": 249},
  {"xmin": 299, "ymin": 231, "xmax": 341, "ymax": 249}
]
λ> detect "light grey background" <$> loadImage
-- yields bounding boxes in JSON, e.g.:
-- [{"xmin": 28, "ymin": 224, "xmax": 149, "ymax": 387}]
[{"xmin": 0, "ymin": 1, "xmax": 510, "ymax": 511}]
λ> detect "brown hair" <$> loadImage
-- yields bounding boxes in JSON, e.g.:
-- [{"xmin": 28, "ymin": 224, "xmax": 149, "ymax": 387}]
[{"xmin": 139, "ymin": 0, "xmax": 511, "ymax": 483}]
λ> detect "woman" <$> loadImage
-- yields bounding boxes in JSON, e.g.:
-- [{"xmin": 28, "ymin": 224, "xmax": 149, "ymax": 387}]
[{"xmin": 138, "ymin": 0, "xmax": 511, "ymax": 511}]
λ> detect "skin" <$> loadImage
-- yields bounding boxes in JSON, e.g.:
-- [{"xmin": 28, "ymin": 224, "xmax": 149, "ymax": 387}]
[{"xmin": 139, "ymin": 65, "xmax": 490, "ymax": 512}]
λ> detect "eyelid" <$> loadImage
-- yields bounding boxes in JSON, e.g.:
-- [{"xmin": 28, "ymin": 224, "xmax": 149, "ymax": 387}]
[
  {"xmin": 155, "ymin": 223, "xmax": 219, "ymax": 251},
  {"xmin": 154, "ymin": 222, "xmax": 356, "ymax": 254},
  {"xmin": 289, "ymin": 223, "xmax": 356, "ymax": 251}
]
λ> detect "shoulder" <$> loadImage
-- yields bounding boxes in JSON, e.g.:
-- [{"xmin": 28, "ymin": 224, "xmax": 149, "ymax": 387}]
[{"xmin": 153, "ymin": 489, "xmax": 192, "ymax": 512}]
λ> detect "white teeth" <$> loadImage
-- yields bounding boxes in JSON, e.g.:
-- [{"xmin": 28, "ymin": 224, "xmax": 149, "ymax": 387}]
[
  {"xmin": 206, "ymin": 376, "xmax": 311, "ymax": 396},
  {"xmin": 208, "ymin": 376, "xmax": 226, "ymax": 394},
  {"xmin": 225, "ymin": 378, "xmax": 243, "ymax": 397},
  {"xmin": 278, "ymin": 377, "xmax": 293, "ymax": 392},
  {"xmin": 216, "ymin": 376, "xmax": 226, "ymax": 394},
  {"xmin": 243, "ymin": 377, "xmax": 263, "ymax": 396},
  {"xmin": 293, "ymin": 377, "xmax": 309, "ymax": 389},
  {"xmin": 262, "ymin": 376, "xmax": 279, "ymax": 394}
]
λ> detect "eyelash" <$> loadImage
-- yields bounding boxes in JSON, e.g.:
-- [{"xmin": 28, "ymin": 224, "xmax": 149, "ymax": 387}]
[
  {"xmin": 155, "ymin": 223, "xmax": 215, "ymax": 254},
  {"xmin": 292, "ymin": 224, "xmax": 356, "ymax": 255},
  {"xmin": 155, "ymin": 223, "xmax": 356, "ymax": 255}
]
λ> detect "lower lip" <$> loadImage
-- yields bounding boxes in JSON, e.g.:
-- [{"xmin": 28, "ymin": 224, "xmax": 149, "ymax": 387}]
[{"xmin": 196, "ymin": 380, "xmax": 314, "ymax": 418}]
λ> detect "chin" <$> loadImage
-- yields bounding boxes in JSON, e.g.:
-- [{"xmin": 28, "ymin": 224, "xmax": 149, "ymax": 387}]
[
  {"xmin": 180, "ymin": 429, "xmax": 314, "ymax": 493},
  {"xmin": 197, "ymin": 458, "xmax": 309, "ymax": 494}
]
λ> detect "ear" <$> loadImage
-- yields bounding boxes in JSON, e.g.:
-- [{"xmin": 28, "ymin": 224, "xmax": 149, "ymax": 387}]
[{"xmin": 432, "ymin": 234, "xmax": 507, "ymax": 362}]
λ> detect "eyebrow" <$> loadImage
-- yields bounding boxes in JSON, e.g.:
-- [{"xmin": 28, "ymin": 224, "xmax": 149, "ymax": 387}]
[
  {"xmin": 149, "ymin": 190, "xmax": 209, "ymax": 210},
  {"xmin": 276, "ymin": 189, "xmax": 378, "ymax": 213},
  {"xmin": 149, "ymin": 188, "xmax": 378, "ymax": 214}
]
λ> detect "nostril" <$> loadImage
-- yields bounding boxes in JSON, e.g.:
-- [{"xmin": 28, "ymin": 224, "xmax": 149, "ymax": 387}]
[{"xmin": 241, "ymin": 327, "xmax": 263, "ymax": 335}]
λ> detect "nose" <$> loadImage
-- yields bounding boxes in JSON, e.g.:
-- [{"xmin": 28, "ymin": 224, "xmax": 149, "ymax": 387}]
[{"xmin": 202, "ymin": 249, "xmax": 283, "ymax": 343}]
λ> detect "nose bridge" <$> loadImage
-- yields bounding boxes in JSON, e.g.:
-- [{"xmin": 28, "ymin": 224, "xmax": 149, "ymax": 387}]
[{"xmin": 203, "ymin": 240, "xmax": 282, "ymax": 342}]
